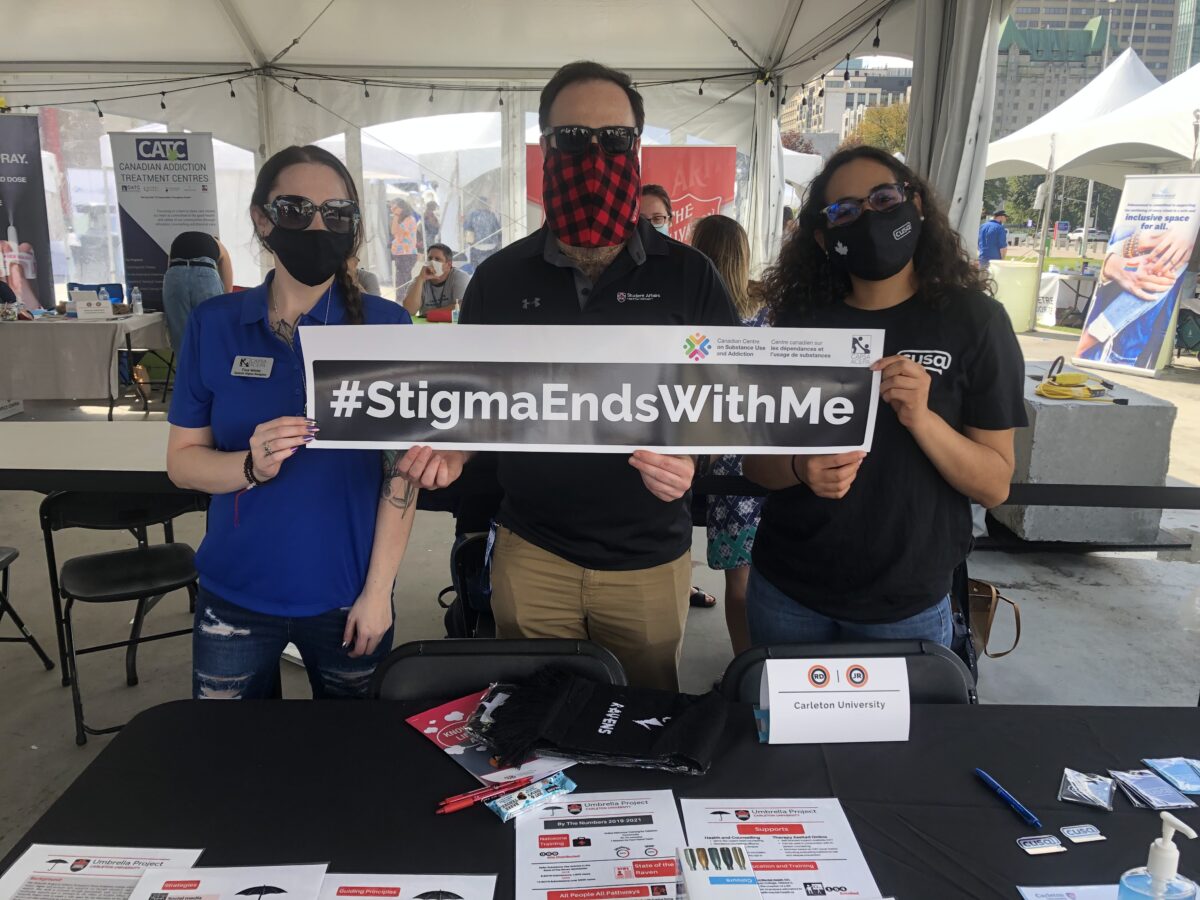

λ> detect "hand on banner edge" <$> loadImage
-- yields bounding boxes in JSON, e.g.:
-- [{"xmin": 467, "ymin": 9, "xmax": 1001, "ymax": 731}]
[{"xmin": 629, "ymin": 450, "xmax": 695, "ymax": 502}]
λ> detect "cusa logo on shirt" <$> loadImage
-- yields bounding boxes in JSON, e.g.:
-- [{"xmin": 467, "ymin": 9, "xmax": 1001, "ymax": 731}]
[{"xmin": 898, "ymin": 348, "xmax": 952, "ymax": 375}]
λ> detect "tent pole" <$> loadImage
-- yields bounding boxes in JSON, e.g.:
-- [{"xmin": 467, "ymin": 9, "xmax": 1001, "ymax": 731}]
[
  {"xmin": 345, "ymin": 126, "xmax": 366, "ymax": 266},
  {"xmin": 1036, "ymin": 150, "xmax": 1055, "ymax": 279},
  {"xmin": 1079, "ymin": 178, "xmax": 1095, "ymax": 260}
]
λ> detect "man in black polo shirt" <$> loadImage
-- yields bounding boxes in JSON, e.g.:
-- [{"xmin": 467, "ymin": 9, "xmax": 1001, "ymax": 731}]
[{"xmin": 399, "ymin": 61, "xmax": 736, "ymax": 690}]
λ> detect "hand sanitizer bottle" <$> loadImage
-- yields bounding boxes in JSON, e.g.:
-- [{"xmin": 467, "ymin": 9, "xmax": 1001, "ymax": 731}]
[
  {"xmin": 451, "ymin": 300, "xmax": 460, "ymax": 324},
  {"xmin": 1118, "ymin": 812, "xmax": 1199, "ymax": 899}
]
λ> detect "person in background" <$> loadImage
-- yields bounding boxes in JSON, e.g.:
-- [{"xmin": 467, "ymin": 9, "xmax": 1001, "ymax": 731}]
[
  {"xmin": 783, "ymin": 206, "xmax": 796, "ymax": 235},
  {"xmin": 166, "ymin": 144, "xmax": 416, "ymax": 700},
  {"xmin": 348, "ymin": 254, "xmax": 381, "ymax": 296},
  {"xmin": 162, "ymin": 231, "xmax": 234, "ymax": 351},
  {"xmin": 640, "ymin": 184, "xmax": 672, "ymax": 236},
  {"xmin": 464, "ymin": 196, "xmax": 501, "ymax": 270},
  {"xmin": 389, "ymin": 197, "xmax": 423, "ymax": 292},
  {"xmin": 424, "ymin": 199, "xmax": 442, "ymax": 246},
  {"xmin": 743, "ymin": 145, "xmax": 1026, "ymax": 648},
  {"xmin": 401, "ymin": 242, "xmax": 471, "ymax": 317},
  {"xmin": 691, "ymin": 214, "xmax": 767, "ymax": 655},
  {"xmin": 977, "ymin": 209, "xmax": 1008, "ymax": 268},
  {"xmin": 395, "ymin": 61, "xmax": 737, "ymax": 690}
]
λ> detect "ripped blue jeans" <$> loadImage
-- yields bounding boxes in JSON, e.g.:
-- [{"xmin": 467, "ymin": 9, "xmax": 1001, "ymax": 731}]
[{"xmin": 192, "ymin": 588, "xmax": 393, "ymax": 700}]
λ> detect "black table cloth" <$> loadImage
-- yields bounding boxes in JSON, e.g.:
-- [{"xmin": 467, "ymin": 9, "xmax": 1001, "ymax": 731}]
[{"xmin": 4, "ymin": 700, "xmax": 1199, "ymax": 899}]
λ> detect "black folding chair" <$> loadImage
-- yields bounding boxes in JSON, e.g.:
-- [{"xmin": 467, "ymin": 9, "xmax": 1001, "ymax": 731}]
[
  {"xmin": 371, "ymin": 638, "xmax": 627, "ymax": 702},
  {"xmin": 720, "ymin": 640, "xmax": 978, "ymax": 706},
  {"xmin": 0, "ymin": 547, "xmax": 55, "ymax": 671},
  {"xmin": 40, "ymin": 491, "xmax": 207, "ymax": 744}
]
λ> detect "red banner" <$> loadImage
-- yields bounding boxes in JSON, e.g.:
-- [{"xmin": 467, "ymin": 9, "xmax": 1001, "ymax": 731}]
[{"xmin": 527, "ymin": 145, "xmax": 736, "ymax": 243}]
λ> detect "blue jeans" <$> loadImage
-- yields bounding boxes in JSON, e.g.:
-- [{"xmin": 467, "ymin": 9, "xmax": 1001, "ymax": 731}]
[
  {"xmin": 192, "ymin": 588, "xmax": 393, "ymax": 700},
  {"xmin": 746, "ymin": 565, "xmax": 953, "ymax": 647},
  {"xmin": 163, "ymin": 257, "xmax": 225, "ymax": 350}
]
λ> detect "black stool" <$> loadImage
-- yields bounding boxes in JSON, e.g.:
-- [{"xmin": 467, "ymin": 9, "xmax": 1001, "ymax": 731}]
[{"xmin": 0, "ymin": 547, "xmax": 55, "ymax": 670}]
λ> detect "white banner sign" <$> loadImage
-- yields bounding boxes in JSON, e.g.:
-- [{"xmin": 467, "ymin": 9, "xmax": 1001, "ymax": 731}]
[
  {"xmin": 1074, "ymin": 174, "xmax": 1200, "ymax": 376},
  {"xmin": 759, "ymin": 658, "xmax": 910, "ymax": 744},
  {"xmin": 302, "ymin": 324, "xmax": 884, "ymax": 454},
  {"xmin": 109, "ymin": 132, "xmax": 219, "ymax": 311}
]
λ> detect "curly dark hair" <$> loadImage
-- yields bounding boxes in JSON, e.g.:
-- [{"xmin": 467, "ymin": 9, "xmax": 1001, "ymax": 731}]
[{"xmin": 763, "ymin": 145, "xmax": 990, "ymax": 324}]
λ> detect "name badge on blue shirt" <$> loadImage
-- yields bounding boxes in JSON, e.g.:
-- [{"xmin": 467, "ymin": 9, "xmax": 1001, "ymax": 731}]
[{"xmin": 231, "ymin": 355, "xmax": 274, "ymax": 378}]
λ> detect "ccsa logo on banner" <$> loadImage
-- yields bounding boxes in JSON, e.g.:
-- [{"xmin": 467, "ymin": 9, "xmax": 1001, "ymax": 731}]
[{"xmin": 136, "ymin": 138, "xmax": 189, "ymax": 161}]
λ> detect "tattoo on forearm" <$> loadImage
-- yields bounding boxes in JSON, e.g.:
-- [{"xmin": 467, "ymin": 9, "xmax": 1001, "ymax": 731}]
[{"xmin": 381, "ymin": 450, "xmax": 417, "ymax": 512}]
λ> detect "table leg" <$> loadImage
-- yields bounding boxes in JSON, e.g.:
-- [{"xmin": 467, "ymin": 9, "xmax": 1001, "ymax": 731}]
[{"xmin": 127, "ymin": 334, "xmax": 148, "ymax": 413}]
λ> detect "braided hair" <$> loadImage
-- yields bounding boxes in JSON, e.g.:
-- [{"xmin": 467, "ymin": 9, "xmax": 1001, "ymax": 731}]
[{"xmin": 251, "ymin": 144, "xmax": 365, "ymax": 324}]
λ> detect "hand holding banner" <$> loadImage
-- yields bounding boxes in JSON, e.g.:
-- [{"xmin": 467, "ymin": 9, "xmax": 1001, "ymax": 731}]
[{"xmin": 302, "ymin": 324, "xmax": 884, "ymax": 455}]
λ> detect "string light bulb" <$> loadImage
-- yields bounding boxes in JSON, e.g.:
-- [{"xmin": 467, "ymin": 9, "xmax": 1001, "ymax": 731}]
[
  {"xmin": 698, "ymin": 80, "xmax": 705, "ymax": 96},
  {"xmin": 293, "ymin": 79, "xmax": 299, "ymax": 93},
  {"xmin": 160, "ymin": 92, "xmax": 166, "ymax": 110},
  {"xmin": 93, "ymin": 100, "xmax": 103, "ymax": 119},
  {"xmin": 363, "ymin": 80, "xmax": 370, "ymax": 99},
  {"xmin": 497, "ymin": 88, "xmax": 504, "ymax": 107},
  {"xmin": 428, "ymin": 87, "xmax": 435, "ymax": 103},
  {"xmin": 873, "ymin": 17, "xmax": 882, "ymax": 49},
  {"xmin": 228, "ymin": 80, "xmax": 236, "ymax": 99}
]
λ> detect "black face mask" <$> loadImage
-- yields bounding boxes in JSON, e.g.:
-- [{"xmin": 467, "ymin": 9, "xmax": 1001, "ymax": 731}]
[
  {"xmin": 265, "ymin": 227, "xmax": 354, "ymax": 287},
  {"xmin": 825, "ymin": 199, "xmax": 922, "ymax": 282}
]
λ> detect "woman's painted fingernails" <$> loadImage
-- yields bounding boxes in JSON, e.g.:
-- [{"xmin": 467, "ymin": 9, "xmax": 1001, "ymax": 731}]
[
  {"xmin": 289, "ymin": 446, "xmax": 299, "ymax": 455},
  {"xmin": 303, "ymin": 436, "xmax": 315, "ymax": 442}
]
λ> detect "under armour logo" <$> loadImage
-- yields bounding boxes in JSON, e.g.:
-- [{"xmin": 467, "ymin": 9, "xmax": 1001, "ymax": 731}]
[
  {"xmin": 634, "ymin": 717, "xmax": 670, "ymax": 730},
  {"xmin": 522, "ymin": 298, "xmax": 541, "ymax": 309},
  {"xmin": 834, "ymin": 241, "xmax": 849, "ymax": 256}
]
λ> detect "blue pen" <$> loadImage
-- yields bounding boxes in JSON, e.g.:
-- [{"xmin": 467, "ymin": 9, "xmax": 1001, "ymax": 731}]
[{"xmin": 975, "ymin": 768, "xmax": 1042, "ymax": 829}]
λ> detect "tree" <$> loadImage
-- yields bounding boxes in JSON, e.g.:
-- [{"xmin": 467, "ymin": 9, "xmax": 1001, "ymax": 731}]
[
  {"xmin": 781, "ymin": 132, "xmax": 817, "ymax": 154},
  {"xmin": 846, "ymin": 102, "xmax": 908, "ymax": 155}
]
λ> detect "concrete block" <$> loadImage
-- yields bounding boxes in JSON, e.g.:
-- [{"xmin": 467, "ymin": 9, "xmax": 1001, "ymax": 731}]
[{"xmin": 991, "ymin": 361, "xmax": 1177, "ymax": 543}]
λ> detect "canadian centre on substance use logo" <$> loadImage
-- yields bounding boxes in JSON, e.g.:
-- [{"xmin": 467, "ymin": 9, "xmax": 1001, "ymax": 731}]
[{"xmin": 684, "ymin": 332, "xmax": 712, "ymax": 360}]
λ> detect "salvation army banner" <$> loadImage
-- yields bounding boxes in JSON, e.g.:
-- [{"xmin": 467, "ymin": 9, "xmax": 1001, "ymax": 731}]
[
  {"xmin": 526, "ymin": 145, "xmax": 737, "ymax": 242},
  {"xmin": 302, "ymin": 325, "xmax": 883, "ymax": 454},
  {"xmin": 0, "ymin": 115, "xmax": 54, "ymax": 309},
  {"xmin": 109, "ymin": 132, "xmax": 219, "ymax": 311},
  {"xmin": 1073, "ymin": 174, "xmax": 1200, "ymax": 376}
]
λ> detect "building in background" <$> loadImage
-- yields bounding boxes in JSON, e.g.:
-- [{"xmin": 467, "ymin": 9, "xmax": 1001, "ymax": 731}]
[
  {"xmin": 1008, "ymin": 0, "xmax": 1178, "ymax": 81},
  {"xmin": 779, "ymin": 58, "xmax": 912, "ymax": 142},
  {"xmin": 1171, "ymin": 0, "xmax": 1200, "ymax": 76},
  {"xmin": 992, "ymin": 15, "xmax": 1118, "ymax": 138}
]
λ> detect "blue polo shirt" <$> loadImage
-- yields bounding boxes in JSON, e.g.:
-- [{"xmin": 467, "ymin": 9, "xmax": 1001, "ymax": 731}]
[
  {"xmin": 978, "ymin": 219, "xmax": 1007, "ymax": 266},
  {"xmin": 168, "ymin": 274, "xmax": 411, "ymax": 616}
]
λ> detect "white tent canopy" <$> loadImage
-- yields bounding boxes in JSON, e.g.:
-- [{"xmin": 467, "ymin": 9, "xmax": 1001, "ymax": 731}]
[
  {"xmin": 985, "ymin": 48, "xmax": 1161, "ymax": 180},
  {"xmin": 1052, "ymin": 60, "xmax": 1200, "ymax": 187}
]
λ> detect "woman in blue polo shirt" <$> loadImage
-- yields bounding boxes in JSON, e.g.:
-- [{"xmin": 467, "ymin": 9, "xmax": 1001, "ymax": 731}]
[{"xmin": 166, "ymin": 145, "xmax": 415, "ymax": 699}]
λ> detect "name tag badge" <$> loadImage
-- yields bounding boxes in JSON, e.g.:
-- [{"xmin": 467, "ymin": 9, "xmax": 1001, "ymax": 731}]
[{"xmin": 231, "ymin": 355, "xmax": 274, "ymax": 378}]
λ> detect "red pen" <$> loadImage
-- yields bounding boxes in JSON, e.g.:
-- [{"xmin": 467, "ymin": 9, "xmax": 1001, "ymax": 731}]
[{"xmin": 436, "ymin": 777, "xmax": 534, "ymax": 814}]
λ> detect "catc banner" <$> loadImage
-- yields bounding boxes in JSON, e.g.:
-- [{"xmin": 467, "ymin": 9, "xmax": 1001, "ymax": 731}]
[{"xmin": 302, "ymin": 325, "xmax": 883, "ymax": 454}]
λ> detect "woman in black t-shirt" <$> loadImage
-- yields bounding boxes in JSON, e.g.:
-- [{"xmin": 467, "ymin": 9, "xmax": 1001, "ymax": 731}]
[{"xmin": 743, "ymin": 145, "xmax": 1027, "ymax": 647}]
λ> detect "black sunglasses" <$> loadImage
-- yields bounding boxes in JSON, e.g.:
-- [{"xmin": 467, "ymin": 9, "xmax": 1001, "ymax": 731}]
[
  {"xmin": 821, "ymin": 182, "xmax": 911, "ymax": 228},
  {"xmin": 263, "ymin": 195, "xmax": 361, "ymax": 234},
  {"xmin": 542, "ymin": 125, "xmax": 640, "ymax": 156}
]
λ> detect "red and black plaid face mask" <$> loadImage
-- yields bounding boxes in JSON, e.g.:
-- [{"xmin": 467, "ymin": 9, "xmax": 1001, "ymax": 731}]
[{"xmin": 542, "ymin": 144, "xmax": 641, "ymax": 248}]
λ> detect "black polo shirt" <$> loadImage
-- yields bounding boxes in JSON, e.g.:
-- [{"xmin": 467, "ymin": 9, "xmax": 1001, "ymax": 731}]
[{"xmin": 459, "ymin": 217, "xmax": 737, "ymax": 570}]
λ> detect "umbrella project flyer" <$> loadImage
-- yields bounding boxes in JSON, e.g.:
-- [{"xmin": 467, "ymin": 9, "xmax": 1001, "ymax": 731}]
[
  {"xmin": 126, "ymin": 863, "xmax": 327, "ymax": 899},
  {"xmin": 0, "ymin": 844, "xmax": 202, "ymax": 900},
  {"xmin": 317, "ymin": 873, "xmax": 498, "ymax": 898}
]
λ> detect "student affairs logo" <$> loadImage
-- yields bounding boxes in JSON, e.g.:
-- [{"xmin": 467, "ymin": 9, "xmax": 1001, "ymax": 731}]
[{"xmin": 684, "ymin": 332, "xmax": 712, "ymax": 361}]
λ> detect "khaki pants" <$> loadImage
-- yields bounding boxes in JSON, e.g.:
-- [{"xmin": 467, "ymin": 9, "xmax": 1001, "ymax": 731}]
[{"xmin": 489, "ymin": 527, "xmax": 692, "ymax": 691}]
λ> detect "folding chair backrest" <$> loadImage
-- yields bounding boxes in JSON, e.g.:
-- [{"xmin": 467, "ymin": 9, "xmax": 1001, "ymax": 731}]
[
  {"xmin": 721, "ymin": 640, "xmax": 976, "ymax": 706},
  {"xmin": 40, "ymin": 491, "xmax": 207, "ymax": 533},
  {"xmin": 372, "ymin": 638, "xmax": 627, "ymax": 702}
]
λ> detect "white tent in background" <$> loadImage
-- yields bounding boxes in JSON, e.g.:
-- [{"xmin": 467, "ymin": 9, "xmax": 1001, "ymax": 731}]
[
  {"xmin": 1053, "ymin": 61, "xmax": 1200, "ymax": 187},
  {"xmin": 782, "ymin": 149, "xmax": 824, "ymax": 195},
  {"xmin": 985, "ymin": 48, "xmax": 1160, "ymax": 180}
]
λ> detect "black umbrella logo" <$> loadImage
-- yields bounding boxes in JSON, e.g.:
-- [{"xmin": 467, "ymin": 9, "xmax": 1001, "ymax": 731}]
[
  {"xmin": 70, "ymin": 860, "xmax": 91, "ymax": 872},
  {"xmin": 414, "ymin": 892, "xmax": 464, "ymax": 899},
  {"xmin": 236, "ymin": 887, "xmax": 288, "ymax": 899},
  {"xmin": 542, "ymin": 805, "xmax": 565, "ymax": 814},
  {"xmin": 709, "ymin": 810, "xmax": 732, "ymax": 821},
  {"xmin": 45, "ymin": 859, "xmax": 68, "ymax": 871}
]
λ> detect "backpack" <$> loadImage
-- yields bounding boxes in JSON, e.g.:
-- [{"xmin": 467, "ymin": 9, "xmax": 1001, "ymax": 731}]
[{"xmin": 437, "ymin": 532, "xmax": 494, "ymax": 638}]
